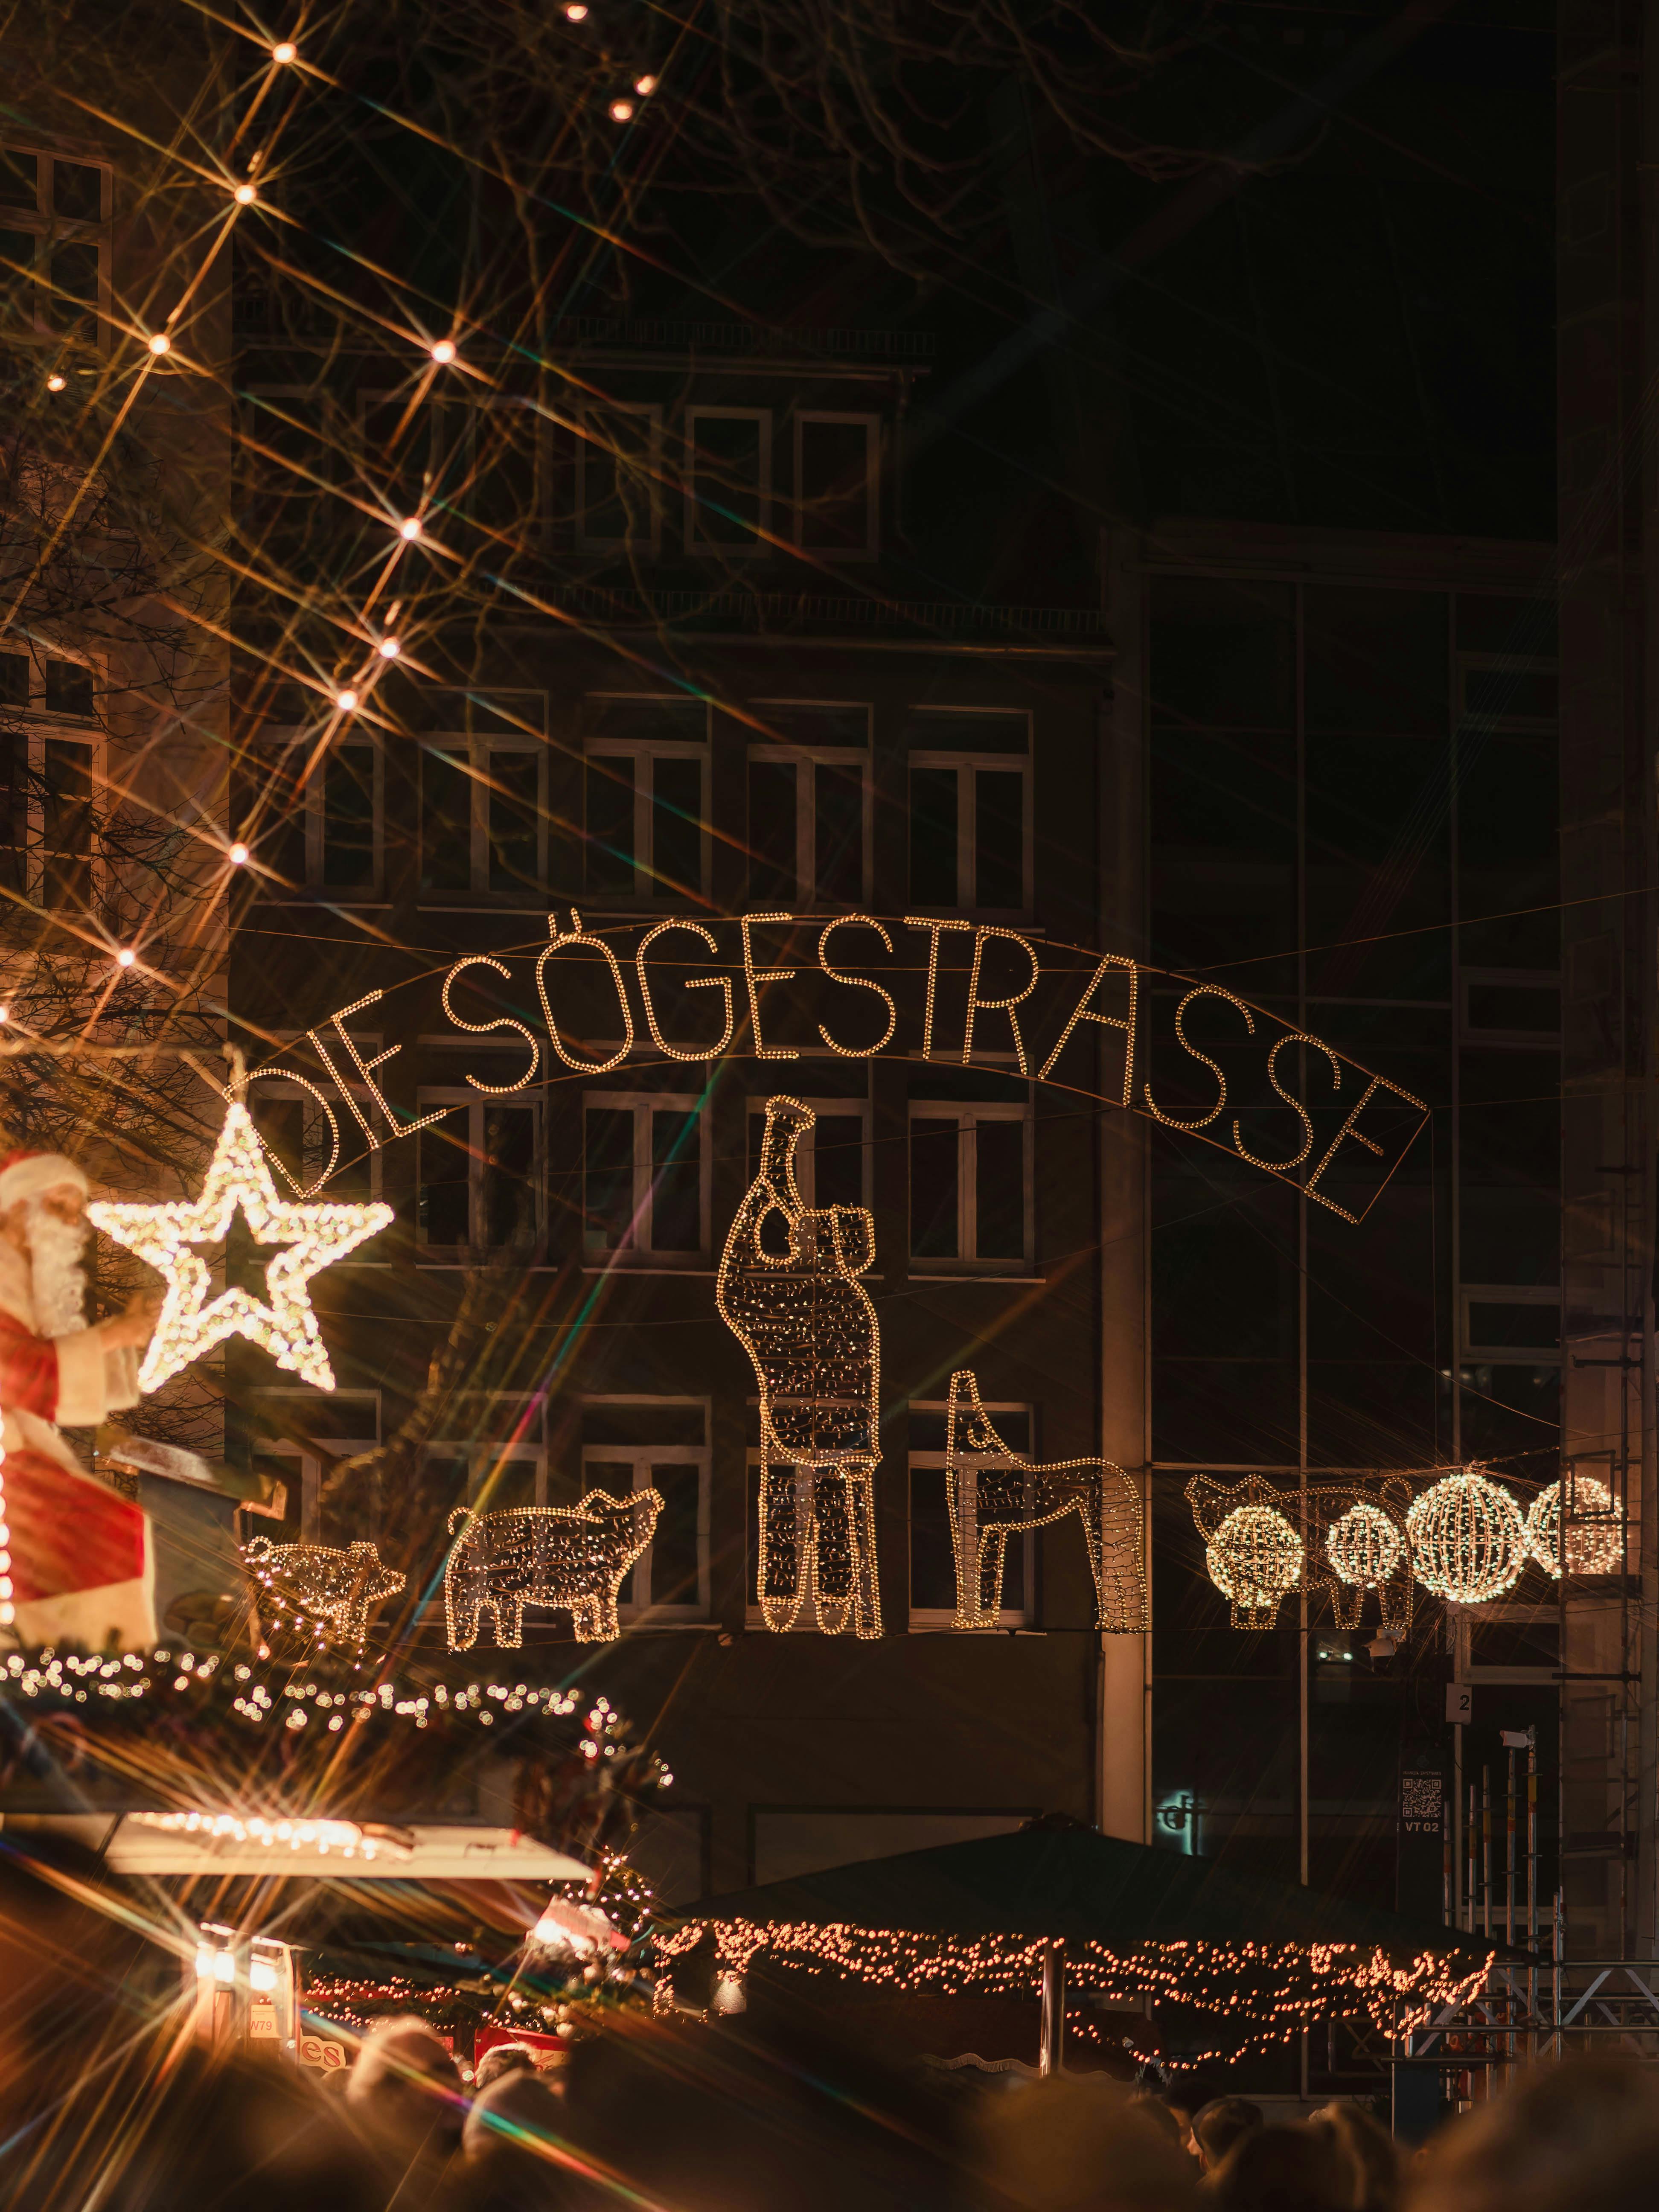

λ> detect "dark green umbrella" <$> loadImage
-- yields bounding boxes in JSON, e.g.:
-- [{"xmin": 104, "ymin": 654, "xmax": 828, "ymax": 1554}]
[{"xmin": 663, "ymin": 1817, "xmax": 1493, "ymax": 2073}]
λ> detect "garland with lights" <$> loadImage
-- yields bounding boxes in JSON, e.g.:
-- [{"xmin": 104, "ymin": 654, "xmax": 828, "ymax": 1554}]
[
  {"xmin": 653, "ymin": 1919, "xmax": 1491, "ymax": 2067},
  {"xmin": 0, "ymin": 1648, "xmax": 671, "ymax": 1863}
]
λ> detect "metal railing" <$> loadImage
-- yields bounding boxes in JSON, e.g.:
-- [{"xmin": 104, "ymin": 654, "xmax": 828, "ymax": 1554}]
[{"xmin": 1403, "ymin": 1961, "xmax": 1659, "ymax": 2068}]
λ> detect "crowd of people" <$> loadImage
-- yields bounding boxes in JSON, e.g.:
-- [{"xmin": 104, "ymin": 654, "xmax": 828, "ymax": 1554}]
[{"xmin": 6, "ymin": 1834, "xmax": 1659, "ymax": 2212}]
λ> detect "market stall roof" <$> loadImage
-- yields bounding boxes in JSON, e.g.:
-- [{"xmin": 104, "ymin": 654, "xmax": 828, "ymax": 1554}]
[
  {"xmin": 88, "ymin": 1816, "xmax": 590, "ymax": 1883},
  {"xmin": 676, "ymin": 1819, "xmax": 1491, "ymax": 1960}
]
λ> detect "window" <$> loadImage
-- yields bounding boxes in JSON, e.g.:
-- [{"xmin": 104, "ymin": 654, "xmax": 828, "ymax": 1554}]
[
  {"xmin": 251, "ymin": 736, "xmax": 381, "ymax": 898},
  {"xmin": 746, "ymin": 701, "xmax": 870, "ymax": 908},
  {"xmin": 248, "ymin": 1399, "xmax": 381, "ymax": 1545},
  {"xmin": 583, "ymin": 695, "xmax": 709, "ymax": 902},
  {"xmin": 908, "ymin": 1403, "xmax": 1033, "ymax": 1627},
  {"xmin": 746, "ymin": 1096, "xmax": 870, "ymax": 1214},
  {"xmin": 416, "ymin": 1093, "xmax": 541, "ymax": 1252},
  {"xmin": 423, "ymin": 1398, "xmax": 545, "ymax": 1513},
  {"xmin": 794, "ymin": 413, "xmax": 879, "ymax": 558},
  {"xmin": 686, "ymin": 408, "xmax": 771, "ymax": 552},
  {"xmin": 909, "ymin": 1101, "xmax": 1032, "ymax": 1272},
  {"xmin": 576, "ymin": 403, "xmax": 661, "ymax": 551},
  {"xmin": 583, "ymin": 1094, "xmax": 707, "ymax": 1265},
  {"xmin": 0, "ymin": 646, "xmax": 101, "ymax": 909},
  {"xmin": 1460, "ymin": 969, "xmax": 1560, "ymax": 1046},
  {"xmin": 580, "ymin": 1400, "xmax": 710, "ymax": 1619},
  {"xmin": 421, "ymin": 699, "xmax": 547, "ymax": 897},
  {"xmin": 906, "ymin": 710, "xmax": 1031, "ymax": 913},
  {"xmin": 1461, "ymin": 1285, "xmax": 1561, "ymax": 1364},
  {"xmin": 0, "ymin": 143, "xmax": 111, "ymax": 349}
]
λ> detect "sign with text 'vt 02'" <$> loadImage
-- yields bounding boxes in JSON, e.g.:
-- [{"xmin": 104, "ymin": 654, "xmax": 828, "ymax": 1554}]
[{"xmin": 239, "ymin": 913, "xmax": 1431, "ymax": 1225}]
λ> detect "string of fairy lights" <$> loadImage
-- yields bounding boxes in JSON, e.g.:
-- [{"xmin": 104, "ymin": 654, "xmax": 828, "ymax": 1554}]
[{"xmin": 652, "ymin": 1919, "xmax": 1491, "ymax": 2066}]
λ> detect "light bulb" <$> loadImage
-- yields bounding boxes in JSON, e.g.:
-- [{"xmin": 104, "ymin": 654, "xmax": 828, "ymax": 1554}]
[
  {"xmin": 335, "ymin": 688, "xmax": 358, "ymax": 712},
  {"xmin": 565, "ymin": 3, "xmax": 588, "ymax": 16},
  {"xmin": 376, "ymin": 637, "xmax": 400, "ymax": 659},
  {"xmin": 271, "ymin": 41, "xmax": 297, "ymax": 62},
  {"xmin": 46, "ymin": 373, "xmax": 65, "ymax": 392},
  {"xmin": 233, "ymin": 182, "xmax": 257, "ymax": 205},
  {"xmin": 610, "ymin": 98, "xmax": 634, "ymax": 121},
  {"xmin": 430, "ymin": 338, "xmax": 456, "ymax": 364},
  {"xmin": 398, "ymin": 516, "xmax": 422, "ymax": 541},
  {"xmin": 147, "ymin": 332, "xmax": 171, "ymax": 355},
  {"xmin": 635, "ymin": 74, "xmax": 657, "ymax": 93},
  {"xmin": 115, "ymin": 948, "xmax": 136, "ymax": 969},
  {"xmin": 0, "ymin": 1007, "xmax": 9, "ymax": 1023},
  {"xmin": 228, "ymin": 842, "xmax": 249, "ymax": 866}
]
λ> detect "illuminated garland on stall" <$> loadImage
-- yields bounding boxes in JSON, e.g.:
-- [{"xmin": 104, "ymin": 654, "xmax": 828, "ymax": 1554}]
[
  {"xmin": 652, "ymin": 1920, "xmax": 1492, "ymax": 2067},
  {"xmin": 0, "ymin": 1648, "xmax": 671, "ymax": 1754}
]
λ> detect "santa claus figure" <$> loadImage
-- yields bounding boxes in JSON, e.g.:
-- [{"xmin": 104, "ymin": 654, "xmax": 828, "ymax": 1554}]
[{"xmin": 0, "ymin": 1149, "xmax": 161, "ymax": 1650}]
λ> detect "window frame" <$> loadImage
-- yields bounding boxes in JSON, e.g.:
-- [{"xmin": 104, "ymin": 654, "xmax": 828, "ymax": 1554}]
[
  {"xmin": 3, "ymin": 651, "xmax": 104, "ymax": 911},
  {"xmin": 579, "ymin": 1395, "xmax": 712, "ymax": 1623},
  {"xmin": 1460, "ymin": 1283, "xmax": 1563, "ymax": 1366},
  {"xmin": 907, "ymin": 1099, "xmax": 1034, "ymax": 1275},
  {"xmin": 745, "ymin": 701, "xmax": 872, "ymax": 909},
  {"xmin": 420, "ymin": 732, "xmax": 548, "ymax": 898},
  {"xmin": 422, "ymin": 1395, "xmax": 548, "ymax": 1514},
  {"xmin": 582, "ymin": 696, "xmax": 711, "ymax": 904},
  {"xmin": 253, "ymin": 728, "xmax": 385, "ymax": 901},
  {"xmin": 576, "ymin": 400, "xmax": 663, "ymax": 553},
  {"xmin": 414, "ymin": 1087, "xmax": 544, "ymax": 1256},
  {"xmin": 685, "ymin": 405, "xmax": 773, "ymax": 556},
  {"xmin": 908, "ymin": 1395, "xmax": 1036, "ymax": 1630},
  {"xmin": 792, "ymin": 410, "xmax": 880, "ymax": 560},
  {"xmin": 907, "ymin": 748, "xmax": 1034, "ymax": 916},
  {"xmin": 0, "ymin": 143, "xmax": 114, "ymax": 352},
  {"xmin": 581, "ymin": 1091, "xmax": 710, "ymax": 1269}
]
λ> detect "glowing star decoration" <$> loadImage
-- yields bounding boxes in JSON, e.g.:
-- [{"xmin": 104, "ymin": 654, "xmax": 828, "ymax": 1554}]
[
  {"xmin": 717, "ymin": 1095, "xmax": 881, "ymax": 1637},
  {"xmin": 944, "ymin": 1368, "xmax": 1145, "ymax": 1632},
  {"xmin": 88, "ymin": 1099, "xmax": 393, "ymax": 1393},
  {"xmin": 1525, "ymin": 1475, "xmax": 1623, "ymax": 1578},
  {"xmin": 1406, "ymin": 1467, "xmax": 1528, "ymax": 1604}
]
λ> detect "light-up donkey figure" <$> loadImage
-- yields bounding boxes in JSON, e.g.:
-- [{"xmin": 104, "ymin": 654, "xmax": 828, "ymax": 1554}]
[{"xmin": 717, "ymin": 1095, "xmax": 881, "ymax": 1636}]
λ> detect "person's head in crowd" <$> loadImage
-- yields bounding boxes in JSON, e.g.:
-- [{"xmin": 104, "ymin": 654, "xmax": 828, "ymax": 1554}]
[
  {"xmin": 475, "ymin": 2043, "xmax": 541, "ymax": 2093},
  {"xmin": 978, "ymin": 2074, "xmax": 1199, "ymax": 2212},
  {"xmin": 1208, "ymin": 2123, "xmax": 1350, "ymax": 2212},
  {"xmin": 1310, "ymin": 2101, "xmax": 1399, "ymax": 2212},
  {"xmin": 463, "ymin": 2069, "xmax": 570, "ymax": 2208},
  {"xmin": 346, "ymin": 2014, "xmax": 464, "ymax": 2170},
  {"xmin": 562, "ymin": 1987, "xmax": 962, "ymax": 2212},
  {"xmin": 1128, "ymin": 2095, "xmax": 1185, "ymax": 2149},
  {"xmin": 1410, "ymin": 2057, "xmax": 1659, "ymax": 2212},
  {"xmin": 1191, "ymin": 2098, "xmax": 1263, "ymax": 2174}
]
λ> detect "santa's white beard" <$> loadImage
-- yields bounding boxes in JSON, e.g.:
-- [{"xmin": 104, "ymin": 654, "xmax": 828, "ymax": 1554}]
[{"xmin": 26, "ymin": 1211, "xmax": 90, "ymax": 1338}]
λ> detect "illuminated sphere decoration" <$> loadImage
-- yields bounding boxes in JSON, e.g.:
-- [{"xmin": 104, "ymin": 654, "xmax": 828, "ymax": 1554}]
[
  {"xmin": 1325, "ymin": 1502, "xmax": 1403, "ymax": 1590},
  {"xmin": 1405, "ymin": 1469, "xmax": 1527, "ymax": 1604},
  {"xmin": 1205, "ymin": 1505, "xmax": 1303, "ymax": 1629},
  {"xmin": 1525, "ymin": 1476, "xmax": 1623, "ymax": 1579}
]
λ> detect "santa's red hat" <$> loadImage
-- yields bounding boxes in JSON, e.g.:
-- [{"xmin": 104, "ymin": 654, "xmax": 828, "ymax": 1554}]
[{"xmin": 0, "ymin": 1149, "xmax": 89, "ymax": 1210}]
